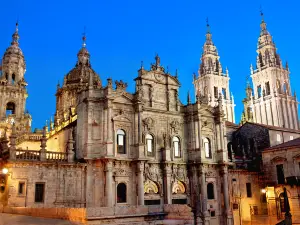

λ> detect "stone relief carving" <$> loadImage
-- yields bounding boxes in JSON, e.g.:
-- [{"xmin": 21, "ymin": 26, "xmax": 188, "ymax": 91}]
[
  {"xmin": 115, "ymin": 80, "xmax": 128, "ymax": 91},
  {"xmin": 144, "ymin": 180, "xmax": 159, "ymax": 194},
  {"xmin": 172, "ymin": 180, "xmax": 186, "ymax": 194},
  {"xmin": 170, "ymin": 119, "xmax": 180, "ymax": 134},
  {"xmin": 143, "ymin": 117, "xmax": 155, "ymax": 131}
]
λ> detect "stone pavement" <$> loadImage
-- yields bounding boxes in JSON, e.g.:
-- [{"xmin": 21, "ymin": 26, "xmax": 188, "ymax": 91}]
[{"xmin": 0, "ymin": 213, "xmax": 83, "ymax": 225}]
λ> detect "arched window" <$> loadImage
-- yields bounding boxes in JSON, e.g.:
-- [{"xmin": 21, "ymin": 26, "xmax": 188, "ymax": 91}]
[
  {"xmin": 6, "ymin": 102, "xmax": 15, "ymax": 116},
  {"xmin": 276, "ymin": 80, "xmax": 281, "ymax": 94},
  {"xmin": 259, "ymin": 53, "xmax": 264, "ymax": 67},
  {"xmin": 12, "ymin": 74, "xmax": 15, "ymax": 85},
  {"xmin": 257, "ymin": 85, "xmax": 262, "ymax": 98},
  {"xmin": 204, "ymin": 138, "xmax": 211, "ymax": 158},
  {"xmin": 117, "ymin": 129, "xmax": 126, "ymax": 154},
  {"xmin": 207, "ymin": 183, "xmax": 214, "ymax": 199},
  {"xmin": 146, "ymin": 134, "xmax": 154, "ymax": 156},
  {"xmin": 283, "ymin": 82, "xmax": 289, "ymax": 95},
  {"xmin": 173, "ymin": 136, "xmax": 181, "ymax": 158},
  {"xmin": 117, "ymin": 183, "xmax": 127, "ymax": 203}
]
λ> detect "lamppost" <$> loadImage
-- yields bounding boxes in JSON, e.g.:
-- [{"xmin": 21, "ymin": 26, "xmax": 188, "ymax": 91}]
[{"xmin": 0, "ymin": 167, "xmax": 8, "ymax": 193}]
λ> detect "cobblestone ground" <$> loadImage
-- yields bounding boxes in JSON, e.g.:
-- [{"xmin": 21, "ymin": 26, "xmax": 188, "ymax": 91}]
[{"xmin": 0, "ymin": 213, "xmax": 83, "ymax": 225}]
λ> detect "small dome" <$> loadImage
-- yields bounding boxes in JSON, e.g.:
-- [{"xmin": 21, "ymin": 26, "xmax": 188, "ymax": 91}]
[{"xmin": 64, "ymin": 63, "xmax": 101, "ymax": 86}]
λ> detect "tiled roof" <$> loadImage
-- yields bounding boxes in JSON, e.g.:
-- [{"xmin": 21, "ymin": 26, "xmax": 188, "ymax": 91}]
[
  {"xmin": 241, "ymin": 122, "xmax": 300, "ymax": 134},
  {"xmin": 265, "ymin": 137, "xmax": 300, "ymax": 151}
]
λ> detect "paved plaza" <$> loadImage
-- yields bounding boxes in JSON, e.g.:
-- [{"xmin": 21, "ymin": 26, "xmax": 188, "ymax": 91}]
[{"xmin": 0, "ymin": 213, "xmax": 82, "ymax": 225}]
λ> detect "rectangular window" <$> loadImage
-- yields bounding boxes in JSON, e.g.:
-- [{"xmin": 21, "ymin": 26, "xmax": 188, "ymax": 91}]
[
  {"xmin": 265, "ymin": 82, "xmax": 270, "ymax": 95},
  {"xmin": 147, "ymin": 139, "xmax": 152, "ymax": 153},
  {"xmin": 35, "ymin": 183, "xmax": 45, "ymax": 203},
  {"xmin": 257, "ymin": 85, "xmax": 262, "ymax": 98},
  {"xmin": 276, "ymin": 164, "xmax": 285, "ymax": 184},
  {"xmin": 214, "ymin": 87, "xmax": 218, "ymax": 98},
  {"xmin": 290, "ymin": 136, "xmax": 294, "ymax": 141},
  {"xmin": 174, "ymin": 141, "xmax": 180, "ymax": 157},
  {"xmin": 145, "ymin": 199, "xmax": 161, "ymax": 205},
  {"xmin": 172, "ymin": 199, "xmax": 187, "ymax": 204},
  {"xmin": 18, "ymin": 182, "xmax": 25, "ymax": 195},
  {"xmin": 277, "ymin": 134, "xmax": 281, "ymax": 142},
  {"xmin": 233, "ymin": 203, "xmax": 239, "ymax": 210},
  {"xmin": 222, "ymin": 88, "xmax": 227, "ymax": 99},
  {"xmin": 253, "ymin": 206, "xmax": 259, "ymax": 215},
  {"xmin": 246, "ymin": 183, "xmax": 252, "ymax": 198}
]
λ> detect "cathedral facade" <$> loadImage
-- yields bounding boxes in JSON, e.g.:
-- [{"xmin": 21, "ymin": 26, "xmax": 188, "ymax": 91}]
[{"xmin": 0, "ymin": 15, "xmax": 299, "ymax": 225}]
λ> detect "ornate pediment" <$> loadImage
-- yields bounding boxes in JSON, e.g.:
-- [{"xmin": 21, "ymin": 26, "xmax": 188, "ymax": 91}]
[
  {"xmin": 293, "ymin": 154, "xmax": 300, "ymax": 160},
  {"xmin": 113, "ymin": 113, "xmax": 131, "ymax": 123},
  {"xmin": 271, "ymin": 156, "xmax": 287, "ymax": 164}
]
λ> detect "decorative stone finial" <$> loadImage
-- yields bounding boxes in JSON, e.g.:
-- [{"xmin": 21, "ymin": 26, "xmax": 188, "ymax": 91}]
[
  {"xmin": 187, "ymin": 91, "xmax": 191, "ymax": 105},
  {"xmin": 155, "ymin": 54, "xmax": 160, "ymax": 66},
  {"xmin": 11, "ymin": 21, "xmax": 20, "ymax": 46},
  {"xmin": 285, "ymin": 61, "xmax": 289, "ymax": 71},
  {"xmin": 82, "ymin": 27, "xmax": 87, "ymax": 48},
  {"xmin": 140, "ymin": 61, "xmax": 144, "ymax": 69},
  {"xmin": 205, "ymin": 17, "xmax": 212, "ymax": 44}
]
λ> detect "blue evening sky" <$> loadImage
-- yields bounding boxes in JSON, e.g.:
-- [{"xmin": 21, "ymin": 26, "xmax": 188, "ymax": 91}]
[{"xmin": 0, "ymin": 0, "xmax": 299, "ymax": 130}]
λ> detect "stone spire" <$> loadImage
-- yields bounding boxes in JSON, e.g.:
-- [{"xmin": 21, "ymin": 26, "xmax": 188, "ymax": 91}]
[
  {"xmin": 11, "ymin": 22, "xmax": 20, "ymax": 46},
  {"xmin": 256, "ymin": 12, "xmax": 282, "ymax": 70},
  {"xmin": 199, "ymin": 19, "xmax": 223, "ymax": 77},
  {"xmin": 77, "ymin": 32, "xmax": 90, "ymax": 67}
]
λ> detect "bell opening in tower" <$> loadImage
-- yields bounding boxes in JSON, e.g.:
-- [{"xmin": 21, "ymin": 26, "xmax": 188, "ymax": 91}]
[
  {"xmin": 6, "ymin": 102, "xmax": 15, "ymax": 116},
  {"xmin": 12, "ymin": 74, "xmax": 15, "ymax": 85}
]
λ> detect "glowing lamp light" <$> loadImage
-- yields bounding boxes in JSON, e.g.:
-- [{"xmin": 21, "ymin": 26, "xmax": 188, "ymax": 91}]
[
  {"xmin": 2, "ymin": 168, "xmax": 8, "ymax": 175},
  {"xmin": 261, "ymin": 189, "xmax": 266, "ymax": 194}
]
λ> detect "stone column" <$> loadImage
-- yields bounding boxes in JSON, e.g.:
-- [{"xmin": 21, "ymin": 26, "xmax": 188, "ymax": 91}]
[
  {"xmin": 9, "ymin": 125, "xmax": 17, "ymax": 160},
  {"xmin": 163, "ymin": 163, "xmax": 172, "ymax": 204},
  {"xmin": 137, "ymin": 161, "xmax": 144, "ymax": 205},
  {"xmin": 105, "ymin": 160, "xmax": 114, "ymax": 207},
  {"xmin": 199, "ymin": 165, "xmax": 209, "ymax": 219},
  {"xmin": 222, "ymin": 165, "xmax": 233, "ymax": 225},
  {"xmin": 106, "ymin": 102, "xmax": 113, "ymax": 156},
  {"xmin": 86, "ymin": 160, "xmax": 94, "ymax": 207},
  {"xmin": 40, "ymin": 126, "xmax": 47, "ymax": 161}
]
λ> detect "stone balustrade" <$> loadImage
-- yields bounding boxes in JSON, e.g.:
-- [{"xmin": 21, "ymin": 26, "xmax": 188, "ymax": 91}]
[
  {"xmin": 13, "ymin": 150, "xmax": 71, "ymax": 162},
  {"xmin": 46, "ymin": 152, "xmax": 68, "ymax": 162},
  {"xmin": 15, "ymin": 150, "xmax": 40, "ymax": 161}
]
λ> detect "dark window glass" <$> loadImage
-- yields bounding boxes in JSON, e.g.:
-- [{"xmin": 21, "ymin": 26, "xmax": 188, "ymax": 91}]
[
  {"xmin": 265, "ymin": 82, "xmax": 270, "ymax": 95},
  {"xmin": 207, "ymin": 183, "xmax": 214, "ymax": 199},
  {"xmin": 210, "ymin": 210, "xmax": 215, "ymax": 217},
  {"xmin": 222, "ymin": 88, "xmax": 227, "ymax": 99},
  {"xmin": 35, "ymin": 183, "xmax": 45, "ymax": 203},
  {"xmin": 233, "ymin": 203, "xmax": 239, "ymax": 210},
  {"xmin": 257, "ymin": 85, "xmax": 262, "ymax": 98},
  {"xmin": 246, "ymin": 183, "xmax": 252, "ymax": 198},
  {"xmin": 18, "ymin": 182, "xmax": 25, "ymax": 195},
  {"xmin": 214, "ymin": 87, "xmax": 218, "ymax": 98},
  {"xmin": 117, "ymin": 183, "xmax": 127, "ymax": 203},
  {"xmin": 276, "ymin": 164, "xmax": 285, "ymax": 184},
  {"xmin": 172, "ymin": 199, "xmax": 187, "ymax": 204},
  {"xmin": 145, "ymin": 199, "xmax": 161, "ymax": 205}
]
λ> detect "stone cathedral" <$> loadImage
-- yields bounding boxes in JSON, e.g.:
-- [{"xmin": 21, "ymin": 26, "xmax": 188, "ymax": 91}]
[{"xmin": 0, "ymin": 15, "xmax": 299, "ymax": 225}]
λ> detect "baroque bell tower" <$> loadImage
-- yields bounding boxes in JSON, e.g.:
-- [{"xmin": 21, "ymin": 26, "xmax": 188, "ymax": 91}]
[
  {"xmin": 0, "ymin": 22, "xmax": 31, "ymax": 137},
  {"xmin": 193, "ymin": 21, "xmax": 235, "ymax": 123},
  {"xmin": 243, "ymin": 13, "xmax": 299, "ymax": 129}
]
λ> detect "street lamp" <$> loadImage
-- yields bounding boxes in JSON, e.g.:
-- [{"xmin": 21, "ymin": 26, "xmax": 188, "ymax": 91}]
[
  {"xmin": 2, "ymin": 168, "xmax": 8, "ymax": 175},
  {"xmin": 261, "ymin": 189, "xmax": 266, "ymax": 194}
]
